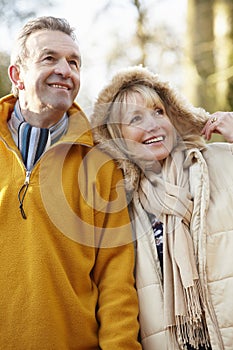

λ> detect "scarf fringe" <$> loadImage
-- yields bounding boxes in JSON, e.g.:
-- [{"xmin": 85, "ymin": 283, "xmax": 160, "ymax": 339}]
[
  {"xmin": 170, "ymin": 280, "xmax": 210, "ymax": 349},
  {"xmin": 138, "ymin": 150, "xmax": 211, "ymax": 349}
]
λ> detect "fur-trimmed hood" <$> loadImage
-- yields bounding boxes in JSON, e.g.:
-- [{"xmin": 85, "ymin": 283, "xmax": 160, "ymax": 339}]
[{"xmin": 91, "ymin": 65, "xmax": 209, "ymax": 191}]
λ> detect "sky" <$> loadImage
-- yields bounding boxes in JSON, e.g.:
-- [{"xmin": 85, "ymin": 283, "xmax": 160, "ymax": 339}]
[{"xmin": 1, "ymin": 0, "xmax": 187, "ymax": 113}]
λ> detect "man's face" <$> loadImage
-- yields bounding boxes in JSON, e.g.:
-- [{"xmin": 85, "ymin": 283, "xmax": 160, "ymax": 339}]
[{"xmin": 15, "ymin": 29, "xmax": 81, "ymax": 117}]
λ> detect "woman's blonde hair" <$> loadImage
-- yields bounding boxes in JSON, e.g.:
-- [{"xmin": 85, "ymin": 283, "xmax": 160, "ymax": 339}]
[{"xmin": 106, "ymin": 83, "xmax": 202, "ymax": 160}]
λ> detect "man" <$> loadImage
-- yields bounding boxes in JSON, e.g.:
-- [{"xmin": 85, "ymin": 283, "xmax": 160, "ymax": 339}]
[{"xmin": 0, "ymin": 16, "xmax": 141, "ymax": 349}]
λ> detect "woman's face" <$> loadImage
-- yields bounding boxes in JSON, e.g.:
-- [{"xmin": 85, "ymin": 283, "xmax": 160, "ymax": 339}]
[{"xmin": 120, "ymin": 92, "xmax": 177, "ymax": 163}]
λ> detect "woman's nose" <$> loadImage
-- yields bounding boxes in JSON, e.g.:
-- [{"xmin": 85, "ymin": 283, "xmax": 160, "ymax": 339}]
[{"xmin": 144, "ymin": 112, "xmax": 160, "ymax": 131}]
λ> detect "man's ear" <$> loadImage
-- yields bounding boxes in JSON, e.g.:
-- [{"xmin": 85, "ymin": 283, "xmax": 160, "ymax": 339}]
[{"xmin": 8, "ymin": 65, "xmax": 24, "ymax": 90}]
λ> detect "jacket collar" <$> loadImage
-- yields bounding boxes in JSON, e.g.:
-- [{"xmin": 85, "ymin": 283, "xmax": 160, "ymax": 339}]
[{"xmin": 0, "ymin": 94, "xmax": 94, "ymax": 148}]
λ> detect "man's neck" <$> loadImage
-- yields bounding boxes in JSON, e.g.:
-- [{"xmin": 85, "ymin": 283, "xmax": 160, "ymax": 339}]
[{"xmin": 20, "ymin": 108, "xmax": 65, "ymax": 129}]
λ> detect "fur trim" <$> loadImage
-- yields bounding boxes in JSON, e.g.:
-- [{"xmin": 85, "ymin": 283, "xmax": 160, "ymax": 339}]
[{"xmin": 91, "ymin": 65, "xmax": 209, "ymax": 191}]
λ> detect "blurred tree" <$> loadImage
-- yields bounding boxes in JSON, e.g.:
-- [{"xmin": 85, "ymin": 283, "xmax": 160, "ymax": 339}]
[
  {"xmin": 131, "ymin": 0, "xmax": 182, "ymax": 75},
  {"xmin": 78, "ymin": 0, "xmax": 185, "ymax": 111},
  {"xmin": 0, "ymin": 52, "xmax": 10, "ymax": 97},
  {"xmin": 185, "ymin": 0, "xmax": 216, "ymax": 112},
  {"xmin": 213, "ymin": 0, "xmax": 233, "ymax": 110},
  {"xmin": 0, "ymin": 0, "xmax": 53, "ymax": 26},
  {"xmin": 0, "ymin": 0, "xmax": 54, "ymax": 98},
  {"xmin": 186, "ymin": 0, "xmax": 233, "ymax": 114},
  {"xmin": 94, "ymin": 0, "xmax": 183, "ymax": 85}
]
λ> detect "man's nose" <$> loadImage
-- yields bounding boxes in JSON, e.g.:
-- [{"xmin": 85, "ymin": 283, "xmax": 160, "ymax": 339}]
[{"xmin": 54, "ymin": 59, "xmax": 72, "ymax": 78}]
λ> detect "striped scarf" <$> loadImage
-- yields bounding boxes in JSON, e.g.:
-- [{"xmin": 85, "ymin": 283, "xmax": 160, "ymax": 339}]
[{"xmin": 8, "ymin": 101, "xmax": 68, "ymax": 170}]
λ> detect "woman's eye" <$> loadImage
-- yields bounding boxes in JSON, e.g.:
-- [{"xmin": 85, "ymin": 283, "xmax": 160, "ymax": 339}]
[
  {"xmin": 153, "ymin": 108, "xmax": 164, "ymax": 117},
  {"xmin": 130, "ymin": 115, "xmax": 142, "ymax": 124}
]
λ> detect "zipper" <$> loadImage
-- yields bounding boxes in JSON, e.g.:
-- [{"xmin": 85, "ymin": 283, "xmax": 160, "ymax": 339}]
[
  {"xmin": 18, "ymin": 170, "xmax": 31, "ymax": 219},
  {"xmin": 1, "ymin": 135, "xmax": 92, "ymax": 220},
  {"xmin": 0, "ymin": 138, "xmax": 30, "ymax": 219}
]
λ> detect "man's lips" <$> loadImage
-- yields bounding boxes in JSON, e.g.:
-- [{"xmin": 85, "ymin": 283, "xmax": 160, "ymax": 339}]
[
  {"xmin": 48, "ymin": 83, "xmax": 71, "ymax": 90},
  {"xmin": 143, "ymin": 136, "xmax": 165, "ymax": 144}
]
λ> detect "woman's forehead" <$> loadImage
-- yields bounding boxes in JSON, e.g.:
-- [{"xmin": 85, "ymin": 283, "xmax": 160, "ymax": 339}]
[{"xmin": 124, "ymin": 89, "xmax": 163, "ymax": 108}]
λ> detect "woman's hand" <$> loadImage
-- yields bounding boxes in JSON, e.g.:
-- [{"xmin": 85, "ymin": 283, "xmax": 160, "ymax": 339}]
[{"xmin": 201, "ymin": 111, "xmax": 233, "ymax": 142}]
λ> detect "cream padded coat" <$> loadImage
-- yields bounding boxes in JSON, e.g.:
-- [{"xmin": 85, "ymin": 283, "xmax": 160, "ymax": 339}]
[
  {"xmin": 131, "ymin": 143, "xmax": 233, "ymax": 349},
  {"xmin": 91, "ymin": 66, "xmax": 233, "ymax": 349}
]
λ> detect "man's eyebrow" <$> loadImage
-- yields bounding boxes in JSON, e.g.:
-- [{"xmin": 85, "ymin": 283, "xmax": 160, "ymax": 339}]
[
  {"xmin": 40, "ymin": 48, "xmax": 56, "ymax": 56},
  {"xmin": 36, "ymin": 48, "xmax": 56, "ymax": 59},
  {"xmin": 39, "ymin": 48, "xmax": 81, "ymax": 66}
]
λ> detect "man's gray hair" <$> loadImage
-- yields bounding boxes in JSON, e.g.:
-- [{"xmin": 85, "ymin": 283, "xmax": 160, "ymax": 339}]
[{"xmin": 10, "ymin": 16, "xmax": 78, "ymax": 97}]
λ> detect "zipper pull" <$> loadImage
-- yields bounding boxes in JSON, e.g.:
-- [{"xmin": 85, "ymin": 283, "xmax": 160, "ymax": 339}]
[
  {"xmin": 25, "ymin": 171, "xmax": 31, "ymax": 185},
  {"xmin": 18, "ymin": 171, "xmax": 31, "ymax": 219}
]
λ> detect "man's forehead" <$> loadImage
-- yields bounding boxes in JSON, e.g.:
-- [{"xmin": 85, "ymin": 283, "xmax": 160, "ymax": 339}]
[{"xmin": 26, "ymin": 29, "xmax": 79, "ymax": 51}]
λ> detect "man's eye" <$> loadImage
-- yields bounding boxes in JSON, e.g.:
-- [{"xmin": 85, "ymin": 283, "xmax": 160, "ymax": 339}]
[
  {"xmin": 44, "ymin": 56, "xmax": 54, "ymax": 61},
  {"xmin": 69, "ymin": 60, "xmax": 81, "ymax": 69},
  {"xmin": 69, "ymin": 61, "xmax": 78, "ymax": 68}
]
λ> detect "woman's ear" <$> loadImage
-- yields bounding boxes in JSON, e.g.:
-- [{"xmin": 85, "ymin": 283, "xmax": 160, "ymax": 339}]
[{"xmin": 8, "ymin": 65, "xmax": 24, "ymax": 90}]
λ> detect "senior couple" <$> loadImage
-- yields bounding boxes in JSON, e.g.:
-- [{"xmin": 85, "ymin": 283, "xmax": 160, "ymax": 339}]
[{"xmin": 0, "ymin": 15, "xmax": 232, "ymax": 350}]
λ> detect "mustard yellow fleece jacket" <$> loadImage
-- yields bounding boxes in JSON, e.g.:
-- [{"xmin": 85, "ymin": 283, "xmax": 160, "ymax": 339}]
[{"xmin": 0, "ymin": 95, "xmax": 141, "ymax": 350}]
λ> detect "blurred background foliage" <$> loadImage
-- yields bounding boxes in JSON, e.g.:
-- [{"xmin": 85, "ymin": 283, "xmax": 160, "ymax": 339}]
[{"xmin": 0, "ymin": 0, "xmax": 232, "ymax": 142}]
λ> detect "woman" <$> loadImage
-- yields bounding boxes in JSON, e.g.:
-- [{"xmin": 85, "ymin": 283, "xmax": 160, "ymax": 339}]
[{"xmin": 91, "ymin": 66, "xmax": 233, "ymax": 350}]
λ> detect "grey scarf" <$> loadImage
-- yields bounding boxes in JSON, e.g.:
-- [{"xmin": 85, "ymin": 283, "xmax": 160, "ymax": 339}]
[{"xmin": 8, "ymin": 101, "xmax": 68, "ymax": 170}]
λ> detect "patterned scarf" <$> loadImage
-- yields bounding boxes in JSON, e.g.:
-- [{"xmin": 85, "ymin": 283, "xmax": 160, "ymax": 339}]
[
  {"xmin": 138, "ymin": 149, "xmax": 210, "ymax": 349},
  {"xmin": 8, "ymin": 101, "xmax": 69, "ymax": 170}
]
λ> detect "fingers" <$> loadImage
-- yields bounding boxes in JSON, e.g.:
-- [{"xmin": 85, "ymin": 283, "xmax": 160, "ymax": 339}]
[
  {"xmin": 201, "ymin": 111, "xmax": 233, "ymax": 142},
  {"xmin": 201, "ymin": 113, "xmax": 219, "ymax": 140},
  {"xmin": 210, "ymin": 116, "xmax": 218, "ymax": 124}
]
